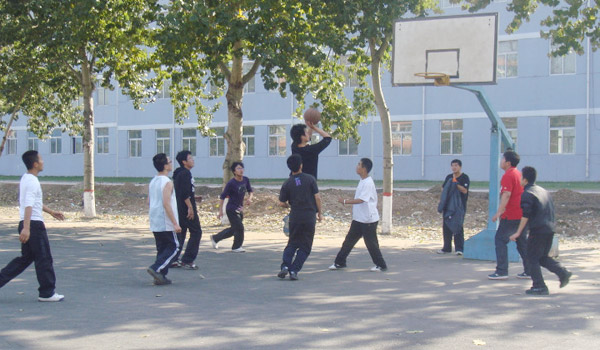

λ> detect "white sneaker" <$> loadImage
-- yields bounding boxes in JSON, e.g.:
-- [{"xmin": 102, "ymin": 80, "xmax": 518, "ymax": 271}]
[
  {"xmin": 231, "ymin": 247, "xmax": 246, "ymax": 253},
  {"xmin": 38, "ymin": 293, "xmax": 64, "ymax": 302},
  {"xmin": 210, "ymin": 235, "xmax": 219, "ymax": 249},
  {"xmin": 370, "ymin": 266, "xmax": 387, "ymax": 272},
  {"xmin": 436, "ymin": 249, "xmax": 451, "ymax": 254}
]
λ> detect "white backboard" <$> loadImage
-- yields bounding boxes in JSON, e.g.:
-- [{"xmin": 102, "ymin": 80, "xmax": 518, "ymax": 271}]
[{"xmin": 392, "ymin": 13, "xmax": 498, "ymax": 86}]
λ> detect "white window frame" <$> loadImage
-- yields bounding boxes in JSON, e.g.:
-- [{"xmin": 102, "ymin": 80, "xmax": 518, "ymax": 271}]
[
  {"xmin": 338, "ymin": 138, "xmax": 359, "ymax": 156},
  {"xmin": 440, "ymin": 119, "xmax": 463, "ymax": 155},
  {"xmin": 96, "ymin": 128, "xmax": 109, "ymax": 154},
  {"xmin": 243, "ymin": 126, "xmax": 255, "ymax": 156},
  {"xmin": 182, "ymin": 128, "xmax": 197, "ymax": 156},
  {"xmin": 96, "ymin": 88, "xmax": 110, "ymax": 106},
  {"xmin": 243, "ymin": 62, "xmax": 256, "ymax": 93},
  {"xmin": 128, "ymin": 130, "xmax": 142, "ymax": 158},
  {"xmin": 392, "ymin": 121, "xmax": 412, "ymax": 155},
  {"xmin": 268, "ymin": 125, "xmax": 286, "ymax": 156},
  {"xmin": 549, "ymin": 116, "xmax": 576, "ymax": 154},
  {"xmin": 209, "ymin": 127, "xmax": 226, "ymax": 157},
  {"xmin": 6, "ymin": 130, "xmax": 17, "ymax": 155},
  {"xmin": 341, "ymin": 55, "xmax": 359, "ymax": 88},
  {"xmin": 159, "ymin": 79, "xmax": 171, "ymax": 99},
  {"xmin": 550, "ymin": 43, "xmax": 576, "ymax": 75},
  {"xmin": 156, "ymin": 129, "xmax": 171, "ymax": 155},
  {"xmin": 500, "ymin": 117, "xmax": 518, "ymax": 152},
  {"xmin": 497, "ymin": 40, "xmax": 518, "ymax": 78},
  {"xmin": 50, "ymin": 129, "xmax": 62, "ymax": 154},
  {"xmin": 440, "ymin": 0, "xmax": 460, "ymax": 8},
  {"xmin": 28, "ymin": 132, "xmax": 39, "ymax": 151},
  {"xmin": 72, "ymin": 136, "xmax": 83, "ymax": 154}
]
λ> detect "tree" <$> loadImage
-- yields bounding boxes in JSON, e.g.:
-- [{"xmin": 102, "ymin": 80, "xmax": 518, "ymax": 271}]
[
  {"xmin": 463, "ymin": 0, "xmax": 600, "ymax": 55},
  {"xmin": 0, "ymin": 0, "xmax": 159, "ymax": 216},
  {"xmin": 154, "ymin": 0, "xmax": 373, "ymax": 185},
  {"xmin": 326, "ymin": 0, "xmax": 439, "ymax": 234}
]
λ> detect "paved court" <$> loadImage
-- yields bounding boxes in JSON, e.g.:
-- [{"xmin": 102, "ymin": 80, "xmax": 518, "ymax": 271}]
[{"xmin": 0, "ymin": 220, "xmax": 598, "ymax": 350}]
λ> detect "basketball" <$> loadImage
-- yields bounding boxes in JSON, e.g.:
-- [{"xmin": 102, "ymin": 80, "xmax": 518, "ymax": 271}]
[{"xmin": 303, "ymin": 108, "xmax": 321, "ymax": 125}]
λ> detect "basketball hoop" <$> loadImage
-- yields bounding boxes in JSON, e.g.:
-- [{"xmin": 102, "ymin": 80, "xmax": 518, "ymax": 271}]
[{"xmin": 414, "ymin": 72, "xmax": 450, "ymax": 86}]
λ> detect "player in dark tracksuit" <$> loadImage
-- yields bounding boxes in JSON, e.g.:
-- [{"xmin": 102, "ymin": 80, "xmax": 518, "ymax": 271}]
[{"xmin": 509, "ymin": 166, "xmax": 572, "ymax": 295}]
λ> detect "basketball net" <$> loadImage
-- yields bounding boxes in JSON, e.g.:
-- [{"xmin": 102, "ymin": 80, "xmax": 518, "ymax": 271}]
[{"xmin": 414, "ymin": 72, "xmax": 450, "ymax": 86}]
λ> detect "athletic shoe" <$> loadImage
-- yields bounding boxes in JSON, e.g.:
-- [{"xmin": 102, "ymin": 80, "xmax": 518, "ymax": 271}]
[
  {"xmin": 38, "ymin": 293, "xmax": 64, "ymax": 302},
  {"xmin": 147, "ymin": 267, "xmax": 170, "ymax": 285},
  {"xmin": 487, "ymin": 273, "xmax": 508, "ymax": 280},
  {"xmin": 328, "ymin": 263, "xmax": 346, "ymax": 270},
  {"xmin": 170, "ymin": 260, "xmax": 182, "ymax": 268},
  {"xmin": 370, "ymin": 266, "xmax": 387, "ymax": 272},
  {"xmin": 289, "ymin": 271, "xmax": 298, "ymax": 281},
  {"xmin": 525, "ymin": 287, "xmax": 549, "ymax": 295},
  {"xmin": 455, "ymin": 251, "xmax": 463, "ymax": 256},
  {"xmin": 560, "ymin": 271, "xmax": 573, "ymax": 288},
  {"xmin": 182, "ymin": 263, "xmax": 199, "ymax": 270},
  {"xmin": 436, "ymin": 249, "xmax": 451, "ymax": 254},
  {"xmin": 210, "ymin": 235, "xmax": 219, "ymax": 249},
  {"xmin": 516, "ymin": 272, "xmax": 531, "ymax": 279},
  {"xmin": 231, "ymin": 247, "xmax": 246, "ymax": 253},
  {"xmin": 277, "ymin": 266, "xmax": 289, "ymax": 279}
]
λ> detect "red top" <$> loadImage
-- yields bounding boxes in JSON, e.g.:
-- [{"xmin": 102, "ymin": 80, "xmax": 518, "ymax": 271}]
[{"xmin": 500, "ymin": 167, "xmax": 523, "ymax": 220}]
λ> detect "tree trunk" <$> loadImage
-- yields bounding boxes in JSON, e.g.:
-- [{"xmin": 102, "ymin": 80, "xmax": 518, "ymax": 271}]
[
  {"xmin": 370, "ymin": 39, "xmax": 393, "ymax": 234},
  {"xmin": 80, "ymin": 50, "xmax": 96, "ymax": 217},
  {"xmin": 221, "ymin": 45, "xmax": 246, "ymax": 187},
  {"xmin": 0, "ymin": 89, "xmax": 26, "ymax": 157}
]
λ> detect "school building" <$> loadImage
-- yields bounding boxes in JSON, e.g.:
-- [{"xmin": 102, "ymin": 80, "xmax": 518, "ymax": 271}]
[{"xmin": 1, "ymin": 2, "xmax": 599, "ymax": 182}]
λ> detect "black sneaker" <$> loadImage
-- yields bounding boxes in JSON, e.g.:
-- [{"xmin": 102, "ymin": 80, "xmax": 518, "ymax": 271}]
[
  {"xmin": 289, "ymin": 271, "xmax": 298, "ymax": 281},
  {"xmin": 525, "ymin": 287, "xmax": 549, "ymax": 295},
  {"xmin": 516, "ymin": 272, "xmax": 531, "ymax": 279},
  {"xmin": 147, "ymin": 267, "xmax": 169, "ymax": 285},
  {"xmin": 560, "ymin": 271, "xmax": 573, "ymax": 288},
  {"xmin": 488, "ymin": 273, "xmax": 508, "ymax": 280},
  {"xmin": 278, "ymin": 266, "xmax": 289, "ymax": 279},
  {"xmin": 154, "ymin": 276, "xmax": 172, "ymax": 285}
]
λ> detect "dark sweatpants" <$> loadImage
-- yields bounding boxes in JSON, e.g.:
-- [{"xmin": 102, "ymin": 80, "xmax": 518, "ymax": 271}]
[
  {"xmin": 495, "ymin": 218, "xmax": 529, "ymax": 276},
  {"xmin": 0, "ymin": 221, "xmax": 56, "ymax": 298},
  {"xmin": 173, "ymin": 215, "xmax": 203, "ymax": 264},
  {"xmin": 442, "ymin": 218, "xmax": 464, "ymax": 253},
  {"xmin": 527, "ymin": 233, "xmax": 569, "ymax": 289},
  {"xmin": 213, "ymin": 210, "xmax": 244, "ymax": 250},
  {"xmin": 150, "ymin": 231, "xmax": 179, "ymax": 276},
  {"xmin": 281, "ymin": 220, "xmax": 316, "ymax": 273},
  {"xmin": 334, "ymin": 220, "xmax": 387, "ymax": 269}
]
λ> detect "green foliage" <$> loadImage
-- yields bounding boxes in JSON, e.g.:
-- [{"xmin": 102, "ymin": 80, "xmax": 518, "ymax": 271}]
[{"xmin": 463, "ymin": 0, "xmax": 600, "ymax": 55}]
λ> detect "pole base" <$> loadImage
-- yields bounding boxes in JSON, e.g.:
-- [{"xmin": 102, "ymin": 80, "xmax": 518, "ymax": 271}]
[{"xmin": 463, "ymin": 229, "xmax": 559, "ymax": 262}]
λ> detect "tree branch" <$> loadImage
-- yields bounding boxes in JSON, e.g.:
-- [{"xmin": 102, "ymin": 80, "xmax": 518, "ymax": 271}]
[{"xmin": 242, "ymin": 58, "xmax": 261, "ymax": 85}]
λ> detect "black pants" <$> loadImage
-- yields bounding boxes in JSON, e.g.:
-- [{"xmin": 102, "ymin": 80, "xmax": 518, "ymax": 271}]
[
  {"xmin": 527, "ymin": 233, "xmax": 569, "ymax": 289},
  {"xmin": 334, "ymin": 221, "xmax": 387, "ymax": 269},
  {"xmin": 213, "ymin": 210, "xmax": 244, "ymax": 250},
  {"xmin": 0, "ymin": 221, "xmax": 56, "ymax": 298},
  {"xmin": 282, "ymin": 220, "xmax": 316, "ymax": 273},
  {"xmin": 495, "ymin": 219, "xmax": 529, "ymax": 276},
  {"xmin": 442, "ymin": 218, "xmax": 464, "ymax": 253},
  {"xmin": 150, "ymin": 231, "xmax": 179, "ymax": 276},
  {"xmin": 173, "ymin": 214, "xmax": 203, "ymax": 264}
]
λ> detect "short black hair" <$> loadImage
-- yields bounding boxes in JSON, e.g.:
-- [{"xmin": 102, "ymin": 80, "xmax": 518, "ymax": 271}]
[
  {"xmin": 176, "ymin": 150, "xmax": 192, "ymax": 167},
  {"xmin": 360, "ymin": 158, "xmax": 373, "ymax": 173},
  {"xmin": 231, "ymin": 161, "xmax": 244, "ymax": 173},
  {"xmin": 522, "ymin": 166, "xmax": 537, "ymax": 184},
  {"xmin": 22, "ymin": 150, "xmax": 39, "ymax": 170},
  {"xmin": 287, "ymin": 154, "xmax": 302, "ymax": 172},
  {"xmin": 451, "ymin": 159, "xmax": 462, "ymax": 167},
  {"xmin": 503, "ymin": 150, "xmax": 520, "ymax": 167},
  {"xmin": 153, "ymin": 153, "xmax": 169, "ymax": 172},
  {"xmin": 290, "ymin": 124, "xmax": 307, "ymax": 145}
]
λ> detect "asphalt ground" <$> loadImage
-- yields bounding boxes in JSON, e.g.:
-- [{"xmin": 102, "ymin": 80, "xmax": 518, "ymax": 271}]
[{"xmin": 0, "ymin": 219, "xmax": 598, "ymax": 350}]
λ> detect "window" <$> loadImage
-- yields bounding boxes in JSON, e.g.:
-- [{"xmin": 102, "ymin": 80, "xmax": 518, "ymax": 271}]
[
  {"xmin": 6, "ymin": 130, "xmax": 16, "ymax": 155},
  {"xmin": 440, "ymin": 119, "xmax": 463, "ymax": 155},
  {"xmin": 50, "ymin": 129, "xmax": 62, "ymax": 154},
  {"xmin": 128, "ymin": 130, "xmax": 142, "ymax": 157},
  {"xmin": 28, "ymin": 132, "xmax": 39, "ymax": 151},
  {"xmin": 243, "ymin": 62, "xmax": 256, "ymax": 93},
  {"xmin": 550, "ymin": 44, "xmax": 576, "ymax": 75},
  {"xmin": 97, "ymin": 128, "xmax": 109, "ymax": 154},
  {"xmin": 338, "ymin": 138, "xmax": 359, "ymax": 155},
  {"xmin": 549, "ymin": 116, "xmax": 575, "ymax": 154},
  {"xmin": 268, "ymin": 125, "xmax": 286, "ymax": 156},
  {"xmin": 209, "ymin": 127, "xmax": 225, "ymax": 157},
  {"xmin": 441, "ymin": 0, "xmax": 460, "ymax": 8},
  {"xmin": 500, "ymin": 117, "xmax": 518, "ymax": 152},
  {"xmin": 497, "ymin": 41, "xmax": 518, "ymax": 78},
  {"xmin": 182, "ymin": 128, "xmax": 197, "ymax": 156},
  {"xmin": 156, "ymin": 129, "xmax": 171, "ymax": 154},
  {"xmin": 96, "ymin": 88, "xmax": 110, "ymax": 106},
  {"xmin": 243, "ymin": 126, "xmax": 255, "ymax": 156},
  {"xmin": 392, "ymin": 121, "xmax": 412, "ymax": 155},
  {"xmin": 341, "ymin": 55, "xmax": 359, "ymax": 88},
  {"xmin": 159, "ymin": 79, "xmax": 171, "ymax": 99},
  {"xmin": 72, "ymin": 136, "xmax": 83, "ymax": 154}
]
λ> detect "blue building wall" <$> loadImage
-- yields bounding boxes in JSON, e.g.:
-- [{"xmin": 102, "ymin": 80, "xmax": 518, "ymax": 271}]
[{"xmin": 1, "ymin": 4, "xmax": 599, "ymax": 182}]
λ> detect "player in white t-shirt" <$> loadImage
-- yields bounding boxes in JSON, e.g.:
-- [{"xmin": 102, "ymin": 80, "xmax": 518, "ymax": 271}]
[
  {"xmin": 146, "ymin": 153, "xmax": 181, "ymax": 286},
  {"xmin": 0, "ymin": 151, "xmax": 66, "ymax": 302},
  {"xmin": 328, "ymin": 158, "xmax": 387, "ymax": 272}
]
